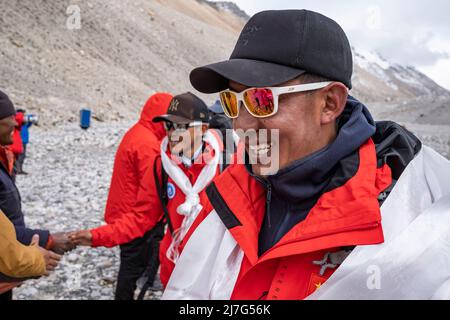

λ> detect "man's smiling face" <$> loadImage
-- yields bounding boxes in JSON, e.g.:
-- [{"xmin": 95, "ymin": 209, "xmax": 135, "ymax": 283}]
[
  {"xmin": 230, "ymin": 77, "xmax": 348, "ymax": 176},
  {"xmin": 167, "ymin": 124, "xmax": 207, "ymax": 159}
]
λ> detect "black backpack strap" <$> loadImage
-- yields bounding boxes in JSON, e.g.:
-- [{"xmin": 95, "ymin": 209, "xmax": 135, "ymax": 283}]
[
  {"xmin": 214, "ymin": 128, "xmax": 236, "ymax": 173},
  {"xmin": 136, "ymin": 220, "xmax": 165, "ymax": 300},
  {"xmin": 153, "ymin": 155, "xmax": 174, "ymax": 235},
  {"xmin": 221, "ymin": 146, "xmax": 229, "ymax": 173}
]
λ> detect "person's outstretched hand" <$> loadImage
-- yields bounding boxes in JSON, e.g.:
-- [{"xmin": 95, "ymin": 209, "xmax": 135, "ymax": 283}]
[
  {"xmin": 51, "ymin": 232, "xmax": 77, "ymax": 254},
  {"xmin": 31, "ymin": 234, "xmax": 62, "ymax": 276},
  {"xmin": 68, "ymin": 230, "xmax": 92, "ymax": 247}
]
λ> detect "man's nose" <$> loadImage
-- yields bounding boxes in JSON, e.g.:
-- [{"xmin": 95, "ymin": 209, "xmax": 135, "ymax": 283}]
[{"xmin": 234, "ymin": 102, "xmax": 260, "ymax": 131}]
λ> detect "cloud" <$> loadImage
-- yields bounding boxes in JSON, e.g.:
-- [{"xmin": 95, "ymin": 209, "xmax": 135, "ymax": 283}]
[
  {"xmin": 350, "ymin": 27, "xmax": 450, "ymax": 67},
  {"xmin": 419, "ymin": 59, "xmax": 450, "ymax": 90},
  {"xmin": 222, "ymin": 0, "xmax": 450, "ymax": 89}
]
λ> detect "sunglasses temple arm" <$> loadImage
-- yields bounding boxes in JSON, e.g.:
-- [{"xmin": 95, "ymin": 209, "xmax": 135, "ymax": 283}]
[{"xmin": 274, "ymin": 81, "xmax": 333, "ymax": 95}]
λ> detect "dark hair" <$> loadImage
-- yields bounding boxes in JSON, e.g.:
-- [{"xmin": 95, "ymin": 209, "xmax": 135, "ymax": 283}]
[
  {"xmin": 297, "ymin": 73, "xmax": 331, "ymax": 84},
  {"xmin": 16, "ymin": 108, "xmax": 26, "ymax": 113}
]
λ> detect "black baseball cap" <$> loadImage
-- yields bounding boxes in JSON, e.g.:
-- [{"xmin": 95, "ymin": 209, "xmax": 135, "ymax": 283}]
[
  {"xmin": 152, "ymin": 92, "xmax": 210, "ymax": 124},
  {"xmin": 190, "ymin": 10, "xmax": 353, "ymax": 93},
  {"xmin": 0, "ymin": 90, "xmax": 16, "ymax": 120}
]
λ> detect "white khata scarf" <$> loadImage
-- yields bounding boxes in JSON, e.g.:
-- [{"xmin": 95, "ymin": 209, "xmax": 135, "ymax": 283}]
[{"xmin": 161, "ymin": 130, "xmax": 221, "ymax": 263}]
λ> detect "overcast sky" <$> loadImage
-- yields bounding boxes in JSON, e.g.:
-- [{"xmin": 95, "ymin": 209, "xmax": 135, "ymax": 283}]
[{"xmin": 214, "ymin": 0, "xmax": 450, "ymax": 90}]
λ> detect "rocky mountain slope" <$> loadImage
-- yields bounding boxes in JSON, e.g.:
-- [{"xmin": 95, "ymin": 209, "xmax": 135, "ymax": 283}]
[
  {"xmin": 1, "ymin": 0, "xmax": 448, "ymax": 127},
  {"xmin": 352, "ymin": 50, "xmax": 450, "ymax": 102},
  {"xmin": 0, "ymin": 0, "xmax": 238, "ymax": 126}
]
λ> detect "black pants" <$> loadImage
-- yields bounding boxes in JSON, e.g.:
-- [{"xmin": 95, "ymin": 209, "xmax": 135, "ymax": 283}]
[
  {"xmin": 114, "ymin": 222, "xmax": 164, "ymax": 300},
  {"xmin": 0, "ymin": 290, "xmax": 13, "ymax": 300},
  {"xmin": 16, "ymin": 144, "xmax": 27, "ymax": 173}
]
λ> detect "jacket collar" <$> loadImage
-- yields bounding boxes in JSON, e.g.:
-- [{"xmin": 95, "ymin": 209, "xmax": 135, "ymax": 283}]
[{"xmin": 207, "ymin": 138, "xmax": 389, "ymax": 265}]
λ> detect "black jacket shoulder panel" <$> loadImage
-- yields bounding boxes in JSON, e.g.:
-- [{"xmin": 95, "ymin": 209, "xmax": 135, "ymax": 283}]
[{"xmin": 373, "ymin": 121, "xmax": 422, "ymax": 180}]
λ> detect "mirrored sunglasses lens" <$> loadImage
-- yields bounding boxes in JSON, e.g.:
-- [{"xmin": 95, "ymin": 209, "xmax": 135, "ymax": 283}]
[
  {"xmin": 219, "ymin": 92, "xmax": 238, "ymax": 118},
  {"xmin": 164, "ymin": 122, "xmax": 173, "ymax": 131},
  {"xmin": 243, "ymin": 88, "xmax": 275, "ymax": 117}
]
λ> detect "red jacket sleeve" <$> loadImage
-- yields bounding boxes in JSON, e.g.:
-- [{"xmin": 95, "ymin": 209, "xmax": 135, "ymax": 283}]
[{"xmin": 90, "ymin": 157, "xmax": 164, "ymax": 248}]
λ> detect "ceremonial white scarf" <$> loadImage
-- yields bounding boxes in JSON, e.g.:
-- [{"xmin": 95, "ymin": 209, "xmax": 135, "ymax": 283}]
[
  {"xmin": 163, "ymin": 146, "xmax": 450, "ymax": 300},
  {"xmin": 308, "ymin": 146, "xmax": 450, "ymax": 300},
  {"xmin": 161, "ymin": 130, "xmax": 221, "ymax": 263}
]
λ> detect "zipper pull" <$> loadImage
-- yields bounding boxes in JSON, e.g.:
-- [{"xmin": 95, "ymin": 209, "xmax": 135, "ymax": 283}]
[
  {"xmin": 257, "ymin": 291, "xmax": 269, "ymax": 300},
  {"xmin": 266, "ymin": 183, "xmax": 272, "ymax": 228}
]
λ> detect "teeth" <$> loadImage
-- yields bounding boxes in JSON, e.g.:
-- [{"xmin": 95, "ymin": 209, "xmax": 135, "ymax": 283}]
[
  {"xmin": 249, "ymin": 143, "xmax": 271, "ymax": 150},
  {"xmin": 249, "ymin": 143, "xmax": 272, "ymax": 156}
]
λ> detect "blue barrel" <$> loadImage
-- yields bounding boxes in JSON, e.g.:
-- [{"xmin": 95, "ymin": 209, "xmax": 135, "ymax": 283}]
[{"xmin": 80, "ymin": 108, "xmax": 91, "ymax": 129}]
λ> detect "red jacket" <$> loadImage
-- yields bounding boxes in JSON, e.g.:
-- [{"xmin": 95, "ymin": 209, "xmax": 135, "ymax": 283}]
[
  {"xmin": 179, "ymin": 139, "xmax": 392, "ymax": 300},
  {"xmin": 11, "ymin": 112, "xmax": 24, "ymax": 156},
  {"xmin": 0, "ymin": 146, "xmax": 15, "ymax": 174},
  {"xmin": 90, "ymin": 93, "xmax": 172, "ymax": 247}
]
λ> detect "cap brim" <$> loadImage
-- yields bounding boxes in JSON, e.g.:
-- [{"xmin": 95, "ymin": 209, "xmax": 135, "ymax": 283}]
[
  {"xmin": 152, "ymin": 114, "xmax": 194, "ymax": 124},
  {"xmin": 190, "ymin": 59, "xmax": 306, "ymax": 94}
]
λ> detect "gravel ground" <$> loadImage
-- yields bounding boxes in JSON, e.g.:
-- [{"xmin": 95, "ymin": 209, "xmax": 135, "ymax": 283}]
[{"xmin": 401, "ymin": 123, "xmax": 450, "ymax": 159}]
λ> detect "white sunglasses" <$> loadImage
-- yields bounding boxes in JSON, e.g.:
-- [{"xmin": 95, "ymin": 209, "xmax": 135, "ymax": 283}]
[
  {"xmin": 164, "ymin": 121, "xmax": 204, "ymax": 131},
  {"xmin": 219, "ymin": 81, "xmax": 333, "ymax": 119}
]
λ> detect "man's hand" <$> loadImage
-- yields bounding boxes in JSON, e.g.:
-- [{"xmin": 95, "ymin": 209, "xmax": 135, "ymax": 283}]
[
  {"xmin": 31, "ymin": 234, "xmax": 62, "ymax": 276},
  {"xmin": 68, "ymin": 230, "xmax": 93, "ymax": 247},
  {"xmin": 50, "ymin": 232, "xmax": 77, "ymax": 255},
  {"xmin": 0, "ymin": 282, "xmax": 22, "ymax": 294}
]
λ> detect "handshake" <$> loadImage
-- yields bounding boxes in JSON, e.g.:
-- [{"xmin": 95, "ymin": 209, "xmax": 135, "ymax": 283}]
[
  {"xmin": 21, "ymin": 230, "xmax": 94, "ymax": 281},
  {"xmin": 68, "ymin": 230, "xmax": 93, "ymax": 247},
  {"xmin": 49, "ymin": 230, "xmax": 93, "ymax": 255}
]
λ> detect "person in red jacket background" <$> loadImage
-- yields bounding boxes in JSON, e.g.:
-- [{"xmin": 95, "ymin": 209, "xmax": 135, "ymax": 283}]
[
  {"xmin": 151, "ymin": 92, "xmax": 224, "ymax": 287},
  {"xmin": 70, "ymin": 92, "xmax": 228, "ymax": 294},
  {"xmin": 70, "ymin": 92, "xmax": 172, "ymax": 300},
  {"xmin": 10, "ymin": 110, "xmax": 24, "ymax": 181}
]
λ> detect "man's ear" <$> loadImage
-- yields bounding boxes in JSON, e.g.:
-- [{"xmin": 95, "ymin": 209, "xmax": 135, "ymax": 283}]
[{"xmin": 320, "ymin": 83, "xmax": 348, "ymax": 125}]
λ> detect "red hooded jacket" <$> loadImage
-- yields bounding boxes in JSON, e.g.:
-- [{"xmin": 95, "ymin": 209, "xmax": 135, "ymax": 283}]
[
  {"xmin": 11, "ymin": 112, "xmax": 24, "ymax": 156},
  {"xmin": 90, "ymin": 93, "xmax": 172, "ymax": 247}
]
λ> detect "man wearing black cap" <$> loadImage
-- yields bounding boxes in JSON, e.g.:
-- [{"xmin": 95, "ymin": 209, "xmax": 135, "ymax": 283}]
[
  {"xmin": 70, "ymin": 92, "xmax": 230, "ymax": 292},
  {"xmin": 151, "ymin": 92, "xmax": 229, "ymax": 287},
  {"xmin": 1, "ymin": 90, "xmax": 75, "ymax": 254},
  {"xmin": 161, "ymin": 10, "xmax": 447, "ymax": 300},
  {"xmin": 0, "ymin": 90, "xmax": 70, "ymax": 299},
  {"xmin": 0, "ymin": 92, "xmax": 17, "ymax": 147},
  {"xmin": 153, "ymin": 92, "xmax": 211, "ymax": 166}
]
